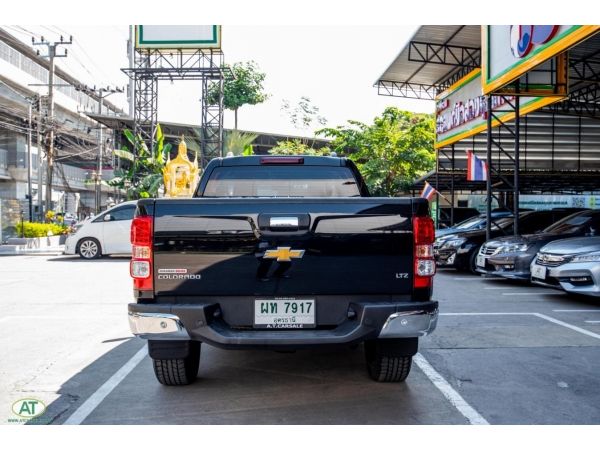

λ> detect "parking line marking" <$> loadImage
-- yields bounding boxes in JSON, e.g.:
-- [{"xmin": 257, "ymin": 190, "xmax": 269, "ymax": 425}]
[
  {"xmin": 533, "ymin": 313, "xmax": 600, "ymax": 341},
  {"xmin": 502, "ymin": 292, "xmax": 539, "ymax": 296},
  {"xmin": 584, "ymin": 321, "xmax": 600, "ymax": 324},
  {"xmin": 484, "ymin": 287, "xmax": 517, "ymax": 290},
  {"xmin": 442, "ymin": 312, "xmax": 600, "ymax": 341},
  {"xmin": 414, "ymin": 353, "xmax": 489, "ymax": 425},
  {"xmin": 441, "ymin": 312, "xmax": 532, "ymax": 316},
  {"xmin": 553, "ymin": 309, "xmax": 600, "ymax": 313},
  {"xmin": 63, "ymin": 345, "xmax": 147, "ymax": 425}
]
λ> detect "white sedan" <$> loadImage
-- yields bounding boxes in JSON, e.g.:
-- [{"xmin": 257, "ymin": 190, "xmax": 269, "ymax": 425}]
[{"xmin": 64, "ymin": 201, "xmax": 137, "ymax": 259}]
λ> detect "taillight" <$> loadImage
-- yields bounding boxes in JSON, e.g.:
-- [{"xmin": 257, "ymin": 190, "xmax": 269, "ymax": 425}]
[
  {"xmin": 413, "ymin": 216, "xmax": 435, "ymax": 289},
  {"xmin": 130, "ymin": 215, "xmax": 153, "ymax": 291}
]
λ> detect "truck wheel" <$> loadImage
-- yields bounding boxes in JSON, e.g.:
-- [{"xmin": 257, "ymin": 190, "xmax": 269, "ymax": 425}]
[
  {"xmin": 78, "ymin": 238, "xmax": 101, "ymax": 259},
  {"xmin": 151, "ymin": 341, "xmax": 200, "ymax": 386},
  {"xmin": 364, "ymin": 340, "xmax": 413, "ymax": 382}
]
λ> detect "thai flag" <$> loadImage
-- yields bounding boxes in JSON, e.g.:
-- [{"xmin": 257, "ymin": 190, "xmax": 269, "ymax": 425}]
[
  {"xmin": 466, "ymin": 150, "xmax": 488, "ymax": 181},
  {"xmin": 420, "ymin": 181, "xmax": 437, "ymax": 201}
]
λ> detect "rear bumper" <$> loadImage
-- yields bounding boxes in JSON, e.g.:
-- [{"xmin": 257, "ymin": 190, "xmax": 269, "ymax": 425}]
[{"xmin": 128, "ymin": 300, "xmax": 438, "ymax": 348}]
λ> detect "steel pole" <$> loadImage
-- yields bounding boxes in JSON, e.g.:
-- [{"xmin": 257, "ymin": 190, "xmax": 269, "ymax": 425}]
[
  {"xmin": 513, "ymin": 96, "xmax": 520, "ymax": 236},
  {"xmin": 450, "ymin": 144, "xmax": 455, "ymax": 226},
  {"xmin": 486, "ymin": 96, "xmax": 493, "ymax": 242}
]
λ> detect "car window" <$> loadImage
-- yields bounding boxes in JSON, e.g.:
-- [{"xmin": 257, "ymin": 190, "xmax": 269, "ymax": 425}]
[
  {"xmin": 109, "ymin": 205, "xmax": 136, "ymax": 221},
  {"xmin": 203, "ymin": 166, "xmax": 361, "ymax": 197},
  {"xmin": 455, "ymin": 216, "xmax": 484, "ymax": 230},
  {"xmin": 544, "ymin": 211, "xmax": 592, "ymax": 234},
  {"xmin": 92, "ymin": 213, "xmax": 106, "ymax": 223}
]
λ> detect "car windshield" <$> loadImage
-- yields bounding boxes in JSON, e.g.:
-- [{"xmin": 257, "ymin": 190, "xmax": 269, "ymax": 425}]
[
  {"xmin": 543, "ymin": 212, "xmax": 591, "ymax": 234},
  {"xmin": 490, "ymin": 217, "xmax": 514, "ymax": 230},
  {"xmin": 455, "ymin": 216, "xmax": 484, "ymax": 230}
]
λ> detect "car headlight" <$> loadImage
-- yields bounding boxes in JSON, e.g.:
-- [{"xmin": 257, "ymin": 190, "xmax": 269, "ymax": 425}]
[
  {"xmin": 571, "ymin": 253, "xmax": 600, "ymax": 263},
  {"xmin": 443, "ymin": 237, "xmax": 467, "ymax": 249},
  {"xmin": 499, "ymin": 243, "xmax": 529, "ymax": 253}
]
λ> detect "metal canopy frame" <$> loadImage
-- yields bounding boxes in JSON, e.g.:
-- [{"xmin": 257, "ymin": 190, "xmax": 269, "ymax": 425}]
[
  {"xmin": 122, "ymin": 48, "xmax": 225, "ymax": 167},
  {"xmin": 377, "ymin": 25, "xmax": 600, "ymax": 237},
  {"xmin": 377, "ymin": 80, "xmax": 437, "ymax": 100}
]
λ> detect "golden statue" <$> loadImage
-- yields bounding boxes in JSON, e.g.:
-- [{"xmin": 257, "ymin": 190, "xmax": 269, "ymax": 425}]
[{"xmin": 163, "ymin": 135, "xmax": 200, "ymax": 198}]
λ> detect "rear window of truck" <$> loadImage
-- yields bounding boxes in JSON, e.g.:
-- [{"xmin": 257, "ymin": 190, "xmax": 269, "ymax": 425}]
[{"xmin": 202, "ymin": 166, "xmax": 361, "ymax": 197}]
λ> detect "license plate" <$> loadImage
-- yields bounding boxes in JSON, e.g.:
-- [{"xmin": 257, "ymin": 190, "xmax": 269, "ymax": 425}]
[
  {"xmin": 476, "ymin": 255, "xmax": 486, "ymax": 268},
  {"xmin": 254, "ymin": 299, "xmax": 315, "ymax": 329},
  {"xmin": 531, "ymin": 264, "xmax": 547, "ymax": 280}
]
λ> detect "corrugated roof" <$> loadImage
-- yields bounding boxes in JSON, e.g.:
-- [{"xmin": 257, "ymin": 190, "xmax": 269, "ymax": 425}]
[{"xmin": 375, "ymin": 25, "xmax": 481, "ymax": 97}]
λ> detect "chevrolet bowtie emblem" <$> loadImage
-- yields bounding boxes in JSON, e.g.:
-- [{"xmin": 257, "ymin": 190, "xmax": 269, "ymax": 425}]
[{"xmin": 264, "ymin": 247, "xmax": 305, "ymax": 262}]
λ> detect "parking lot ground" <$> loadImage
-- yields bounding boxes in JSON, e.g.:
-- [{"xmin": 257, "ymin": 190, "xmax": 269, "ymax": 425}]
[{"xmin": 1, "ymin": 256, "xmax": 600, "ymax": 425}]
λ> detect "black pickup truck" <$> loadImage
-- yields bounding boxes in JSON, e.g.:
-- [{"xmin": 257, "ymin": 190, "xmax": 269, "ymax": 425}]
[{"xmin": 128, "ymin": 155, "xmax": 438, "ymax": 385}]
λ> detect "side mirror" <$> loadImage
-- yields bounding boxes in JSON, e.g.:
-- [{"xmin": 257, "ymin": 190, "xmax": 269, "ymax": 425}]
[{"xmin": 103, "ymin": 214, "xmax": 112, "ymax": 222}]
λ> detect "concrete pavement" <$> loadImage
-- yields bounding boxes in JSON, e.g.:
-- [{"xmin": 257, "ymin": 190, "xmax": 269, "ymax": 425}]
[{"xmin": 1, "ymin": 256, "xmax": 600, "ymax": 424}]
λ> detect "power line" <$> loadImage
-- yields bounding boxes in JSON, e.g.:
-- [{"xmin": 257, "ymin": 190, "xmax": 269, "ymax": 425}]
[{"xmin": 48, "ymin": 25, "xmax": 115, "ymax": 84}]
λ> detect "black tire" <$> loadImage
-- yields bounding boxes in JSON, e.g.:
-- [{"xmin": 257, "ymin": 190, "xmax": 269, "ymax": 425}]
[
  {"xmin": 152, "ymin": 341, "xmax": 200, "ymax": 386},
  {"xmin": 468, "ymin": 246, "xmax": 482, "ymax": 274},
  {"xmin": 77, "ymin": 238, "xmax": 102, "ymax": 259},
  {"xmin": 365, "ymin": 340, "xmax": 413, "ymax": 382}
]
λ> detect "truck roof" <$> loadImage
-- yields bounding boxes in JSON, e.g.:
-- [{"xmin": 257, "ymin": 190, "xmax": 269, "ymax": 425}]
[{"xmin": 216, "ymin": 155, "xmax": 345, "ymax": 167}]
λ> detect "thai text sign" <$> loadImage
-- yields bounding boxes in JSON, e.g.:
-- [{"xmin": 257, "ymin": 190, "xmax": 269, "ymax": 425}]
[{"xmin": 435, "ymin": 68, "xmax": 561, "ymax": 148}]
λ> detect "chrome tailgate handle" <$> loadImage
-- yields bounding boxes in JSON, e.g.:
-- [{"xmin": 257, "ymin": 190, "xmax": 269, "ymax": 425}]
[{"xmin": 270, "ymin": 217, "xmax": 299, "ymax": 228}]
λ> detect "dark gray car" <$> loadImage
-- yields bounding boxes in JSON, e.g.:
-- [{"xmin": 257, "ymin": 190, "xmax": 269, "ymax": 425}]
[
  {"xmin": 531, "ymin": 236, "xmax": 600, "ymax": 296},
  {"xmin": 475, "ymin": 209, "xmax": 599, "ymax": 280}
]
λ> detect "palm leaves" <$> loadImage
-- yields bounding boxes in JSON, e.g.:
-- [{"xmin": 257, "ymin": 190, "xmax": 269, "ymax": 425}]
[
  {"xmin": 106, "ymin": 124, "xmax": 174, "ymax": 199},
  {"xmin": 223, "ymin": 130, "xmax": 257, "ymax": 156}
]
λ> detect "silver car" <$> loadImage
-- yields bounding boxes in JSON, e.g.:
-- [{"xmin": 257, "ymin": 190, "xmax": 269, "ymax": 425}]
[{"xmin": 531, "ymin": 236, "xmax": 600, "ymax": 297}]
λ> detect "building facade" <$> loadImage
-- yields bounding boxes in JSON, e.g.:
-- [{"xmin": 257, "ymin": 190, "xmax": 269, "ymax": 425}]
[{"xmin": 0, "ymin": 28, "xmax": 126, "ymax": 242}]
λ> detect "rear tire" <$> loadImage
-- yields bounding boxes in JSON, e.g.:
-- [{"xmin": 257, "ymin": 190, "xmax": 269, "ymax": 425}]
[
  {"xmin": 365, "ymin": 339, "xmax": 413, "ymax": 382},
  {"xmin": 151, "ymin": 341, "xmax": 200, "ymax": 386}
]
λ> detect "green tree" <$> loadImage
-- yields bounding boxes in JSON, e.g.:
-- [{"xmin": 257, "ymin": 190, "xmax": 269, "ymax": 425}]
[
  {"xmin": 208, "ymin": 61, "xmax": 268, "ymax": 129},
  {"xmin": 268, "ymin": 139, "xmax": 330, "ymax": 156},
  {"xmin": 280, "ymin": 96, "xmax": 327, "ymax": 131},
  {"xmin": 107, "ymin": 124, "xmax": 176, "ymax": 199},
  {"xmin": 317, "ymin": 107, "xmax": 435, "ymax": 196}
]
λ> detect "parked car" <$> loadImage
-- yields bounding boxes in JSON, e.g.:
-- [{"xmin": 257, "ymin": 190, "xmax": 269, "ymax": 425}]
[
  {"xmin": 475, "ymin": 209, "xmax": 597, "ymax": 279},
  {"xmin": 531, "ymin": 236, "xmax": 600, "ymax": 297},
  {"xmin": 434, "ymin": 209, "xmax": 579, "ymax": 273},
  {"xmin": 435, "ymin": 211, "xmax": 513, "ymax": 239},
  {"xmin": 437, "ymin": 207, "xmax": 480, "ymax": 229},
  {"xmin": 64, "ymin": 201, "xmax": 137, "ymax": 259}
]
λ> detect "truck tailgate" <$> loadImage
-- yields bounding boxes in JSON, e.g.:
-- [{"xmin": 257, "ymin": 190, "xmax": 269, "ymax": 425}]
[{"xmin": 152, "ymin": 198, "xmax": 417, "ymax": 298}]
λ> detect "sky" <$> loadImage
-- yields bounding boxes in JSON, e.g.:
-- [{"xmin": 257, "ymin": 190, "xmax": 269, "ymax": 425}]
[{"xmin": 5, "ymin": 25, "xmax": 435, "ymax": 137}]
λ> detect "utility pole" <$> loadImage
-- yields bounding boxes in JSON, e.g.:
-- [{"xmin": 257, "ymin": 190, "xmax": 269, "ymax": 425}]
[
  {"xmin": 32, "ymin": 35, "xmax": 72, "ymax": 217},
  {"xmin": 77, "ymin": 85, "xmax": 123, "ymax": 213},
  {"xmin": 36, "ymin": 95, "xmax": 44, "ymax": 221},
  {"xmin": 26, "ymin": 99, "xmax": 33, "ymax": 221},
  {"xmin": 127, "ymin": 26, "xmax": 135, "ymax": 118}
]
